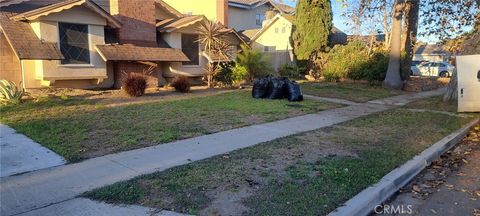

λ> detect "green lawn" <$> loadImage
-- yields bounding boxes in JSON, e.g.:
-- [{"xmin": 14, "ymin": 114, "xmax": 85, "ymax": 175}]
[
  {"xmin": 300, "ymin": 82, "xmax": 402, "ymax": 103},
  {"xmin": 0, "ymin": 91, "xmax": 339, "ymax": 162},
  {"xmin": 85, "ymin": 109, "xmax": 473, "ymax": 215},
  {"xmin": 406, "ymin": 95, "xmax": 458, "ymax": 113}
]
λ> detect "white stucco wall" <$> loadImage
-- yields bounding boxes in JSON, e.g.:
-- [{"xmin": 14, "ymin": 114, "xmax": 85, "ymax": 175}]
[
  {"xmin": 23, "ymin": 5, "xmax": 109, "ymax": 88},
  {"xmin": 161, "ymin": 30, "xmax": 207, "ymax": 78}
]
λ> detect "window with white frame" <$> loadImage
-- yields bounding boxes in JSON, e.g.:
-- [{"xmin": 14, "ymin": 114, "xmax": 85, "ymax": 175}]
[{"xmin": 59, "ymin": 23, "xmax": 90, "ymax": 64}]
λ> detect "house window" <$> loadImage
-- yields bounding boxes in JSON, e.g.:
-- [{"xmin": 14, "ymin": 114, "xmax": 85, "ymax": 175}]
[
  {"xmin": 282, "ymin": 27, "xmax": 286, "ymax": 33},
  {"xmin": 256, "ymin": 14, "xmax": 265, "ymax": 25},
  {"xmin": 275, "ymin": 27, "xmax": 279, "ymax": 33},
  {"xmin": 181, "ymin": 34, "xmax": 199, "ymax": 66},
  {"xmin": 59, "ymin": 23, "xmax": 90, "ymax": 64},
  {"xmin": 264, "ymin": 46, "xmax": 276, "ymax": 52}
]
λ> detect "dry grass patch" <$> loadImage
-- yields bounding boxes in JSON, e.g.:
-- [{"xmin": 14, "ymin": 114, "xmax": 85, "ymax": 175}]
[
  {"xmin": 300, "ymin": 82, "xmax": 402, "ymax": 103},
  {"xmin": 0, "ymin": 91, "xmax": 339, "ymax": 162},
  {"xmin": 86, "ymin": 109, "xmax": 473, "ymax": 215}
]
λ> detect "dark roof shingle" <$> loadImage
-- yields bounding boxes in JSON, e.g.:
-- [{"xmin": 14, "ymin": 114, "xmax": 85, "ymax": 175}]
[
  {"xmin": 0, "ymin": 12, "xmax": 63, "ymax": 60},
  {"xmin": 95, "ymin": 44, "xmax": 189, "ymax": 62}
]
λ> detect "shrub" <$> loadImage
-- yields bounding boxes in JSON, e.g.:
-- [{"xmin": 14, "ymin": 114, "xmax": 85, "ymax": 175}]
[
  {"xmin": 122, "ymin": 73, "xmax": 148, "ymax": 97},
  {"xmin": 172, "ymin": 76, "xmax": 191, "ymax": 93},
  {"xmin": 278, "ymin": 63, "xmax": 301, "ymax": 79},
  {"xmin": 0, "ymin": 80, "xmax": 24, "ymax": 105},
  {"xmin": 214, "ymin": 62, "xmax": 235, "ymax": 87},
  {"xmin": 231, "ymin": 64, "xmax": 249, "ymax": 84},
  {"xmin": 236, "ymin": 44, "xmax": 272, "ymax": 81},
  {"xmin": 318, "ymin": 41, "xmax": 388, "ymax": 83},
  {"xmin": 363, "ymin": 51, "xmax": 389, "ymax": 82}
]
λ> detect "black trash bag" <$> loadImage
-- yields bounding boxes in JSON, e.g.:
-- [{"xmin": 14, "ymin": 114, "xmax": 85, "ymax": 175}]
[
  {"xmin": 252, "ymin": 77, "xmax": 270, "ymax": 98},
  {"xmin": 285, "ymin": 80, "xmax": 303, "ymax": 101},
  {"xmin": 267, "ymin": 77, "xmax": 287, "ymax": 99}
]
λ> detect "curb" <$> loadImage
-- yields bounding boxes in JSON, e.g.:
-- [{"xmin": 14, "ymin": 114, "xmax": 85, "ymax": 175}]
[{"xmin": 327, "ymin": 118, "xmax": 479, "ymax": 216}]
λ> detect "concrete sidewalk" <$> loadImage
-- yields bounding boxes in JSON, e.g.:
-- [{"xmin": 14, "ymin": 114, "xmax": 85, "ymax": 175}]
[
  {"xmin": 17, "ymin": 198, "xmax": 189, "ymax": 216},
  {"xmin": 0, "ymin": 125, "xmax": 65, "ymax": 177},
  {"xmin": 0, "ymin": 89, "xmax": 445, "ymax": 216}
]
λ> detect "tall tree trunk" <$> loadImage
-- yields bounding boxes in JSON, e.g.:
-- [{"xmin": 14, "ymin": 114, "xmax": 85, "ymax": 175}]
[
  {"xmin": 382, "ymin": 1, "xmax": 392, "ymax": 50},
  {"xmin": 443, "ymin": 68, "xmax": 458, "ymax": 102},
  {"xmin": 383, "ymin": 0, "xmax": 405, "ymax": 90},
  {"xmin": 400, "ymin": 0, "xmax": 420, "ymax": 81}
]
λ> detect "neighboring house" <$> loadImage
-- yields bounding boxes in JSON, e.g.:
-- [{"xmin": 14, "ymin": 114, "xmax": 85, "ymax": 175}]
[
  {"xmin": 161, "ymin": 0, "xmax": 294, "ymax": 31},
  {"xmin": 0, "ymin": 0, "xmax": 244, "ymax": 89},
  {"xmin": 414, "ymin": 43, "xmax": 451, "ymax": 62},
  {"xmin": 227, "ymin": 0, "xmax": 294, "ymax": 31},
  {"xmin": 239, "ymin": 13, "xmax": 347, "ymax": 71},
  {"xmin": 240, "ymin": 13, "xmax": 294, "ymax": 71}
]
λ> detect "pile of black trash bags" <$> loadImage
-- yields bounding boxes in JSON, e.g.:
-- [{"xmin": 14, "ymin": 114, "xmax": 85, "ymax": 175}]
[{"xmin": 252, "ymin": 76, "xmax": 303, "ymax": 101}]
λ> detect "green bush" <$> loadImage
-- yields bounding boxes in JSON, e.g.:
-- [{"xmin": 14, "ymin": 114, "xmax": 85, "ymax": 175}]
[
  {"xmin": 278, "ymin": 63, "xmax": 302, "ymax": 79},
  {"xmin": 214, "ymin": 62, "xmax": 234, "ymax": 86},
  {"xmin": 320, "ymin": 41, "xmax": 388, "ymax": 83},
  {"xmin": 236, "ymin": 44, "xmax": 272, "ymax": 81},
  {"xmin": 231, "ymin": 64, "xmax": 249, "ymax": 84},
  {"xmin": 363, "ymin": 51, "xmax": 389, "ymax": 82}
]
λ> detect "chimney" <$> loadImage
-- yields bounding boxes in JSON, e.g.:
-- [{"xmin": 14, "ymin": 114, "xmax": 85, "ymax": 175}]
[
  {"xmin": 109, "ymin": 0, "xmax": 157, "ymax": 46},
  {"xmin": 216, "ymin": 0, "xmax": 228, "ymax": 26}
]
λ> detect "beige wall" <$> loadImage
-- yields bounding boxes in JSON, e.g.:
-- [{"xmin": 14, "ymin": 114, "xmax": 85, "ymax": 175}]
[
  {"xmin": 162, "ymin": 30, "xmax": 207, "ymax": 78},
  {"xmin": 228, "ymin": 4, "xmax": 270, "ymax": 31},
  {"xmin": 250, "ymin": 15, "xmax": 294, "ymax": 71},
  {"xmin": 251, "ymin": 16, "xmax": 292, "ymax": 51},
  {"xmin": 162, "ymin": 0, "xmax": 218, "ymax": 21},
  {"xmin": 22, "ymin": 5, "xmax": 111, "ymax": 88}
]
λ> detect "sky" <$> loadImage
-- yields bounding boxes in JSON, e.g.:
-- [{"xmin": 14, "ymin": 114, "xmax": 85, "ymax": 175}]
[
  {"xmin": 280, "ymin": 0, "xmax": 351, "ymax": 35},
  {"xmin": 279, "ymin": 0, "xmax": 452, "ymax": 43}
]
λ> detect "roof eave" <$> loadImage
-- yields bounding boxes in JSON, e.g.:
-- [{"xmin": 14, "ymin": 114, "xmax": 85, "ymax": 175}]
[{"xmin": 10, "ymin": 0, "xmax": 122, "ymax": 28}]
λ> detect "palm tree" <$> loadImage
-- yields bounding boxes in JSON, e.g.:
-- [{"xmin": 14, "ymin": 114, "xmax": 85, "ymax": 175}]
[
  {"xmin": 236, "ymin": 44, "xmax": 270, "ymax": 82},
  {"xmin": 197, "ymin": 20, "xmax": 231, "ymax": 87}
]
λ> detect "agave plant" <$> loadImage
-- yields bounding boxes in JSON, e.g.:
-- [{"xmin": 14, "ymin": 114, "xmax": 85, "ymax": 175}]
[{"xmin": 0, "ymin": 80, "xmax": 24, "ymax": 104}]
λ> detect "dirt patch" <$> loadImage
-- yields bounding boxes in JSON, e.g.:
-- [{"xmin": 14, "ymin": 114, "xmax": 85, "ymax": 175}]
[
  {"xmin": 192, "ymin": 129, "xmax": 357, "ymax": 216},
  {"xmin": 26, "ymin": 86, "xmax": 238, "ymax": 107},
  {"xmin": 404, "ymin": 77, "xmax": 449, "ymax": 92}
]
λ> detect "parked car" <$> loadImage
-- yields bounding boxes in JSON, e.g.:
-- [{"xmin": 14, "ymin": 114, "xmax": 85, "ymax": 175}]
[
  {"xmin": 414, "ymin": 62, "xmax": 454, "ymax": 77},
  {"xmin": 410, "ymin": 60, "xmax": 428, "ymax": 76}
]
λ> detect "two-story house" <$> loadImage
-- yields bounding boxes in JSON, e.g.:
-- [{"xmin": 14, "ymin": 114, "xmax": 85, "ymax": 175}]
[
  {"xmin": 161, "ymin": 0, "xmax": 294, "ymax": 31},
  {"xmin": 0, "ymin": 0, "xmax": 245, "ymax": 89}
]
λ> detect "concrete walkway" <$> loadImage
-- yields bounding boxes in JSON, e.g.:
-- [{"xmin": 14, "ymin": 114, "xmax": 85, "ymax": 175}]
[
  {"xmin": 17, "ymin": 198, "xmax": 189, "ymax": 216},
  {"xmin": 0, "ymin": 125, "xmax": 65, "ymax": 177},
  {"xmin": 0, "ymin": 89, "xmax": 445, "ymax": 216}
]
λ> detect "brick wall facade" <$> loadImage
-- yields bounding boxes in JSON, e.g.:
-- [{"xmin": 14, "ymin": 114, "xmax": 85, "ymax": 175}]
[
  {"xmin": 109, "ymin": 0, "xmax": 162, "ymax": 89},
  {"xmin": 216, "ymin": 0, "xmax": 228, "ymax": 26},
  {"xmin": 0, "ymin": 33, "xmax": 22, "ymax": 85},
  {"xmin": 109, "ymin": 0, "xmax": 157, "ymax": 46},
  {"xmin": 113, "ymin": 62, "xmax": 162, "ymax": 89}
]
